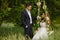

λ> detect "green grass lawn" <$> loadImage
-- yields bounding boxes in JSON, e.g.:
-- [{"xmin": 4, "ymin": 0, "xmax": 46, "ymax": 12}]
[
  {"xmin": 49, "ymin": 16, "xmax": 60, "ymax": 40},
  {"xmin": 0, "ymin": 26, "xmax": 25, "ymax": 40},
  {"xmin": 49, "ymin": 29, "xmax": 60, "ymax": 40},
  {"xmin": 0, "ymin": 25, "xmax": 60, "ymax": 40},
  {"xmin": 0, "ymin": 16, "xmax": 60, "ymax": 40}
]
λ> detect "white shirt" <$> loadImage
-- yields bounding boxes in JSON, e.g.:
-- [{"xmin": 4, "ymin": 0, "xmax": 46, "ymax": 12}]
[{"xmin": 26, "ymin": 9, "xmax": 32, "ymax": 24}]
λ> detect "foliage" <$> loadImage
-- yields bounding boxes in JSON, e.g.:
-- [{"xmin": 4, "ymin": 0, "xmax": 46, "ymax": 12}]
[
  {"xmin": 0, "ymin": 0, "xmax": 38, "ymax": 26},
  {"xmin": 0, "ymin": 0, "xmax": 60, "ymax": 40},
  {"xmin": 45, "ymin": 0, "xmax": 60, "ymax": 20},
  {"xmin": 0, "ymin": 0, "xmax": 60, "ymax": 27}
]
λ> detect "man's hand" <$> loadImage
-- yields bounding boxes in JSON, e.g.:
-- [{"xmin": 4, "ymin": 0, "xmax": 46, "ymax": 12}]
[{"xmin": 26, "ymin": 25, "xmax": 28, "ymax": 28}]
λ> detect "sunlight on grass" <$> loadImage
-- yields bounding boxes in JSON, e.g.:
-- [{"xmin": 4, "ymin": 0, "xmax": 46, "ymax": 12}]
[
  {"xmin": 0, "ymin": 22, "xmax": 60, "ymax": 40},
  {"xmin": 0, "ymin": 33, "xmax": 25, "ymax": 40}
]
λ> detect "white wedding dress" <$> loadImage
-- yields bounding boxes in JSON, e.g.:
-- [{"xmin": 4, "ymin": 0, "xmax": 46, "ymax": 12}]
[{"xmin": 32, "ymin": 22, "xmax": 48, "ymax": 40}]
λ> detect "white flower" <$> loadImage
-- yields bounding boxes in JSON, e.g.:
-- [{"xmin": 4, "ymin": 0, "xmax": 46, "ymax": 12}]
[{"xmin": 37, "ymin": 16, "xmax": 41, "ymax": 19}]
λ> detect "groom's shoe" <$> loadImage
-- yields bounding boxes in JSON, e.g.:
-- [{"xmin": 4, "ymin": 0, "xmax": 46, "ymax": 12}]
[
  {"xmin": 25, "ymin": 34, "xmax": 28, "ymax": 40},
  {"xmin": 25, "ymin": 37, "xmax": 28, "ymax": 40}
]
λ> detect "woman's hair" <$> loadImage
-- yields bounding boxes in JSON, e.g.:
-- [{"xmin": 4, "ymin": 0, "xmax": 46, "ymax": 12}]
[{"xmin": 41, "ymin": 18, "xmax": 46, "ymax": 22}]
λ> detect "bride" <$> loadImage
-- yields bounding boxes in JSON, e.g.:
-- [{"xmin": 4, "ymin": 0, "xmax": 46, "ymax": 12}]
[{"xmin": 32, "ymin": 18, "xmax": 48, "ymax": 40}]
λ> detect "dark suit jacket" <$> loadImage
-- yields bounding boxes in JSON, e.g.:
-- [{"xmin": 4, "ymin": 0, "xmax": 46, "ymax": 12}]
[
  {"xmin": 21, "ymin": 10, "xmax": 37, "ymax": 38},
  {"xmin": 21, "ymin": 10, "xmax": 37, "ymax": 28},
  {"xmin": 22, "ymin": 10, "xmax": 32, "ymax": 28}
]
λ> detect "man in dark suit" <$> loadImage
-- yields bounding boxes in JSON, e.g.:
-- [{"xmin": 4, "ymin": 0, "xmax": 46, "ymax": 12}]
[{"xmin": 21, "ymin": 3, "xmax": 36, "ymax": 40}]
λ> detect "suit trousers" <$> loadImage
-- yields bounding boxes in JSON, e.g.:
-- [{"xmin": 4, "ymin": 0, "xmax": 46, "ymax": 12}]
[{"xmin": 24, "ymin": 24, "xmax": 33, "ymax": 39}]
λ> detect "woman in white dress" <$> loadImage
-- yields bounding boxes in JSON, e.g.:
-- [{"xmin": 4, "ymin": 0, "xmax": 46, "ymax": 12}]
[{"xmin": 32, "ymin": 18, "xmax": 48, "ymax": 40}]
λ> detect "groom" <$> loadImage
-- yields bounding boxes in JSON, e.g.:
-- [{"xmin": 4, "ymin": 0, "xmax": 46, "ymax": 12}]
[{"xmin": 21, "ymin": 3, "xmax": 36, "ymax": 40}]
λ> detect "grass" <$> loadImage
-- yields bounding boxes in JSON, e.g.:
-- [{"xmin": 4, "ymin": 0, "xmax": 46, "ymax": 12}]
[
  {"xmin": 0, "ymin": 16, "xmax": 60, "ymax": 40},
  {"xmin": 49, "ymin": 29, "xmax": 60, "ymax": 40},
  {"xmin": 0, "ymin": 24, "xmax": 25, "ymax": 40},
  {"xmin": 0, "ymin": 24, "xmax": 60, "ymax": 40},
  {"xmin": 49, "ymin": 16, "xmax": 60, "ymax": 40}
]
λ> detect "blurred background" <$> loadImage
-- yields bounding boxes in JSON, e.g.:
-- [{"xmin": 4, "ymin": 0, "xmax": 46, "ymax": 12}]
[{"xmin": 0, "ymin": 0, "xmax": 60, "ymax": 40}]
